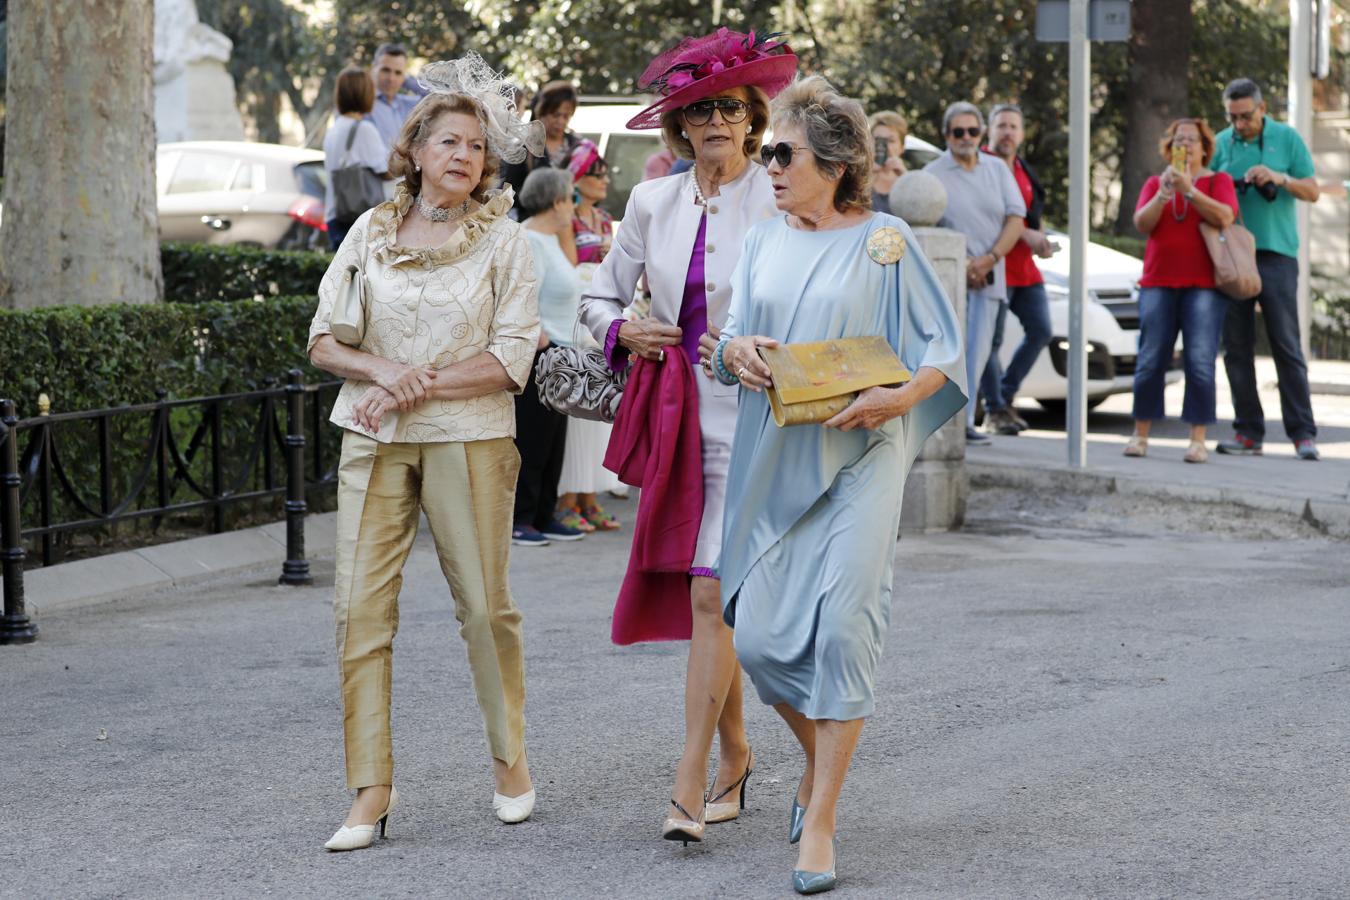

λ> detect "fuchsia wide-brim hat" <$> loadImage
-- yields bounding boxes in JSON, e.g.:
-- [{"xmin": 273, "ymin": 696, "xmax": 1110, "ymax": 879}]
[{"xmin": 626, "ymin": 28, "xmax": 798, "ymax": 131}]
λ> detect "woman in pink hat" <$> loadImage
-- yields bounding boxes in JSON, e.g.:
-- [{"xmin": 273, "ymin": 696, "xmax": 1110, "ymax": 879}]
[{"xmin": 579, "ymin": 28, "xmax": 798, "ymax": 847}]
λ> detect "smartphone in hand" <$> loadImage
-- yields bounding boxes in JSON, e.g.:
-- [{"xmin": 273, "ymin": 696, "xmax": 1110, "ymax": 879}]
[
  {"xmin": 874, "ymin": 137, "xmax": 889, "ymax": 167},
  {"xmin": 1171, "ymin": 144, "xmax": 1187, "ymax": 173}
]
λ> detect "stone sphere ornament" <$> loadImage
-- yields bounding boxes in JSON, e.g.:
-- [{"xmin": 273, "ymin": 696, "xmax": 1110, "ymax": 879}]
[{"xmin": 889, "ymin": 170, "xmax": 948, "ymax": 227}]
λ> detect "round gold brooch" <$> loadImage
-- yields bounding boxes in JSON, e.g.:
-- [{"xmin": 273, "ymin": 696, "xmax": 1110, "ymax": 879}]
[{"xmin": 866, "ymin": 226, "xmax": 907, "ymax": 265}]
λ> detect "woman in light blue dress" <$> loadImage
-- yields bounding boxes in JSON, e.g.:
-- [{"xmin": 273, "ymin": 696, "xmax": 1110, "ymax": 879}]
[{"xmin": 705, "ymin": 77, "xmax": 967, "ymax": 895}]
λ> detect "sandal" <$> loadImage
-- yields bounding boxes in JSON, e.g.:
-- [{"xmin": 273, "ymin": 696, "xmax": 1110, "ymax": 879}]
[
  {"xmin": 558, "ymin": 507, "xmax": 596, "ymax": 533},
  {"xmin": 1184, "ymin": 440, "xmax": 1208, "ymax": 464},
  {"xmin": 1122, "ymin": 435, "xmax": 1148, "ymax": 458},
  {"xmin": 582, "ymin": 504, "xmax": 621, "ymax": 531}
]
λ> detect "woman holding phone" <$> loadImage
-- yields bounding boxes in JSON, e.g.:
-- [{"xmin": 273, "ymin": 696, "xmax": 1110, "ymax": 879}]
[
  {"xmin": 868, "ymin": 110, "xmax": 907, "ymax": 214},
  {"xmin": 1128, "ymin": 117, "xmax": 1238, "ymax": 463}
]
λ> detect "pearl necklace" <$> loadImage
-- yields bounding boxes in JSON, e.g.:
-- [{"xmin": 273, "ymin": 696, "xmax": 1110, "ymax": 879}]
[
  {"xmin": 690, "ymin": 171, "xmax": 707, "ymax": 208},
  {"xmin": 416, "ymin": 194, "xmax": 470, "ymax": 223}
]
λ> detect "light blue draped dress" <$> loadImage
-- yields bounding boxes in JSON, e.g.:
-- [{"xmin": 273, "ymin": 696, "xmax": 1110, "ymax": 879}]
[{"xmin": 719, "ymin": 213, "xmax": 968, "ymax": 721}]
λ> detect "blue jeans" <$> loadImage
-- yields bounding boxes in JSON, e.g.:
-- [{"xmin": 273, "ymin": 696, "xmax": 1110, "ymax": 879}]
[
  {"xmin": 1221, "ymin": 252, "xmax": 1317, "ymax": 442},
  {"xmin": 981, "ymin": 283, "xmax": 1052, "ymax": 412},
  {"xmin": 1132, "ymin": 286, "xmax": 1225, "ymax": 424},
  {"xmin": 327, "ymin": 218, "xmax": 351, "ymax": 251}
]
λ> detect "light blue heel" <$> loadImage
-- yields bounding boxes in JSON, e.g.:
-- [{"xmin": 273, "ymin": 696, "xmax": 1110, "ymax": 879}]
[
  {"xmin": 792, "ymin": 836, "xmax": 838, "ymax": 895},
  {"xmin": 788, "ymin": 792, "xmax": 807, "ymax": 844}
]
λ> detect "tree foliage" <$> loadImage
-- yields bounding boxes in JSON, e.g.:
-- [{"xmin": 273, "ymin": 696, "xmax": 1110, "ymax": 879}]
[{"xmin": 198, "ymin": 0, "xmax": 1300, "ymax": 224}]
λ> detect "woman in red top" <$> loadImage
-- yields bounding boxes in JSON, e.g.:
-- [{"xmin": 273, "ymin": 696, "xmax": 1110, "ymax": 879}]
[{"xmin": 1129, "ymin": 118, "xmax": 1237, "ymax": 463}]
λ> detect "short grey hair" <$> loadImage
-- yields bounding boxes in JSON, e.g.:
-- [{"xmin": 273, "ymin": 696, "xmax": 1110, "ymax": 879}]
[
  {"xmin": 518, "ymin": 167, "xmax": 572, "ymax": 217},
  {"xmin": 942, "ymin": 101, "xmax": 984, "ymax": 135},
  {"xmin": 770, "ymin": 75, "xmax": 873, "ymax": 213},
  {"xmin": 1223, "ymin": 78, "xmax": 1263, "ymax": 105}
]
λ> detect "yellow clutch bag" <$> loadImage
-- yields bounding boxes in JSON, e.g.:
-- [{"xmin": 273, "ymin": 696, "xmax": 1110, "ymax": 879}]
[{"xmin": 757, "ymin": 336, "xmax": 911, "ymax": 427}]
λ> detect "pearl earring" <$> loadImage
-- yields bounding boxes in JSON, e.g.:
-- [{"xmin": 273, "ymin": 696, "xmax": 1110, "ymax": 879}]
[
  {"xmin": 681, "ymin": 131, "xmax": 688, "ymax": 139},
  {"xmin": 415, "ymin": 164, "xmax": 421, "ymax": 172}
]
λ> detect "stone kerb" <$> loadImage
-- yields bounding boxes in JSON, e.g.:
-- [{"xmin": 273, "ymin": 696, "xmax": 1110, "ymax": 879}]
[{"xmin": 894, "ymin": 171, "xmax": 968, "ymax": 533}]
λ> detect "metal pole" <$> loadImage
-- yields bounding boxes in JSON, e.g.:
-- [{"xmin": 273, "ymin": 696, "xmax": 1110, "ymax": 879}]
[
  {"xmin": 0, "ymin": 400, "xmax": 38, "ymax": 644},
  {"xmin": 279, "ymin": 370, "xmax": 312, "ymax": 586},
  {"xmin": 1288, "ymin": 0, "xmax": 1313, "ymax": 358},
  {"xmin": 1066, "ymin": 0, "xmax": 1091, "ymax": 468}
]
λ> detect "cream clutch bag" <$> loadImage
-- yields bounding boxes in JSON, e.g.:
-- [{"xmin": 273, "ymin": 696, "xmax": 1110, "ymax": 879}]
[
  {"xmin": 757, "ymin": 336, "xmax": 911, "ymax": 427},
  {"xmin": 330, "ymin": 264, "xmax": 367, "ymax": 346}
]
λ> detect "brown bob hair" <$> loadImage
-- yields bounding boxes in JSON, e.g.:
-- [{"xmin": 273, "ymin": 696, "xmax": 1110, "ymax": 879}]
[
  {"xmin": 1158, "ymin": 117, "xmax": 1217, "ymax": 167},
  {"xmin": 659, "ymin": 85, "xmax": 771, "ymax": 162},
  {"xmin": 334, "ymin": 66, "xmax": 375, "ymax": 116},
  {"xmin": 388, "ymin": 93, "xmax": 500, "ymax": 203},
  {"xmin": 771, "ymin": 76, "xmax": 873, "ymax": 214}
]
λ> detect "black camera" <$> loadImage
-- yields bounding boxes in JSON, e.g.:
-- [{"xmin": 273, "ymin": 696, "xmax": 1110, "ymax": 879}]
[{"xmin": 1236, "ymin": 178, "xmax": 1279, "ymax": 202}]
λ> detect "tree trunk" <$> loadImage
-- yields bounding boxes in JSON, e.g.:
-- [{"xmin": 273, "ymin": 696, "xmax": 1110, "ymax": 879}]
[
  {"xmin": 1112, "ymin": 0, "xmax": 1194, "ymax": 235},
  {"xmin": 0, "ymin": 1, "xmax": 161, "ymax": 308}
]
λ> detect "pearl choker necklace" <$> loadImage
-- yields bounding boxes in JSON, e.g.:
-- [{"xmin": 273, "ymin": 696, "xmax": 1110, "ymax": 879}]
[
  {"xmin": 690, "ymin": 172, "xmax": 707, "ymax": 207},
  {"xmin": 416, "ymin": 194, "xmax": 470, "ymax": 223}
]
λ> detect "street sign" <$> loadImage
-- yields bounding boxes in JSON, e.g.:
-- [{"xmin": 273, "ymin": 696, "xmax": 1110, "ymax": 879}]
[{"xmin": 1035, "ymin": 0, "xmax": 1131, "ymax": 43}]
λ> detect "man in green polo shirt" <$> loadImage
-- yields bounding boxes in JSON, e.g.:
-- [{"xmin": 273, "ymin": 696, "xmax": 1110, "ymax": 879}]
[{"xmin": 1209, "ymin": 78, "xmax": 1321, "ymax": 461}]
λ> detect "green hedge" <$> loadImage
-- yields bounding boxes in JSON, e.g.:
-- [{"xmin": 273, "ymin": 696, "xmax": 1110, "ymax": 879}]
[
  {"xmin": 161, "ymin": 242, "xmax": 331, "ymax": 304},
  {"xmin": 0, "ymin": 295, "xmax": 323, "ymax": 417}
]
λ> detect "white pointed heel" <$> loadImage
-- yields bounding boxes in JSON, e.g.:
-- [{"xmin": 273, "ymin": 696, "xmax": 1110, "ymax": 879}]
[
  {"xmin": 324, "ymin": 785, "xmax": 399, "ymax": 851},
  {"xmin": 493, "ymin": 788, "xmax": 536, "ymax": 823}
]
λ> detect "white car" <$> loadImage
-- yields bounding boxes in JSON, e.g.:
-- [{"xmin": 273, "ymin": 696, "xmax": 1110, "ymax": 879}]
[
  {"xmin": 569, "ymin": 102, "xmax": 1168, "ymax": 407},
  {"xmin": 156, "ymin": 141, "xmax": 328, "ymax": 249},
  {"xmin": 998, "ymin": 235, "xmax": 1180, "ymax": 408}
]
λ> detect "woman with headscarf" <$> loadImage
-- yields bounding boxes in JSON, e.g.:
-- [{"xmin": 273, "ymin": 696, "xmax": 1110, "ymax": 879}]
[{"xmin": 578, "ymin": 28, "xmax": 798, "ymax": 847}]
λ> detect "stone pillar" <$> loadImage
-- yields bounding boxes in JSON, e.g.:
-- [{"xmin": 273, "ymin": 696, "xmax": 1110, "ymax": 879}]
[{"xmin": 892, "ymin": 172, "xmax": 969, "ymax": 533}]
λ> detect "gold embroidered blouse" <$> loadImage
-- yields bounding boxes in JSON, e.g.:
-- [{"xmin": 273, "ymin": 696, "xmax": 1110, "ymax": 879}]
[{"xmin": 308, "ymin": 184, "xmax": 541, "ymax": 443}]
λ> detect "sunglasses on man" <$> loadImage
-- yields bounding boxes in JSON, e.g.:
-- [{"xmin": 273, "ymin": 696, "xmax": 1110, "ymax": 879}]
[
  {"xmin": 948, "ymin": 126, "xmax": 982, "ymax": 140},
  {"xmin": 682, "ymin": 98, "xmax": 751, "ymax": 126},
  {"xmin": 759, "ymin": 141, "xmax": 810, "ymax": 169}
]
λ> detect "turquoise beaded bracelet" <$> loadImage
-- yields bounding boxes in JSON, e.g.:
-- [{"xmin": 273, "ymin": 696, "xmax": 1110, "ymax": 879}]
[{"xmin": 712, "ymin": 337, "xmax": 739, "ymax": 385}]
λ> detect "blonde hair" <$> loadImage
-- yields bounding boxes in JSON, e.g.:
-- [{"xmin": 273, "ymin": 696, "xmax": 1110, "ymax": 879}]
[
  {"xmin": 659, "ymin": 85, "xmax": 770, "ymax": 162},
  {"xmin": 772, "ymin": 76, "xmax": 873, "ymax": 213},
  {"xmin": 388, "ymin": 93, "xmax": 500, "ymax": 202},
  {"xmin": 868, "ymin": 110, "xmax": 908, "ymax": 143}
]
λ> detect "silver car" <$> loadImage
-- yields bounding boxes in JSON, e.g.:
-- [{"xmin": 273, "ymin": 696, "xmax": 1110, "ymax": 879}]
[{"xmin": 157, "ymin": 141, "xmax": 328, "ymax": 250}]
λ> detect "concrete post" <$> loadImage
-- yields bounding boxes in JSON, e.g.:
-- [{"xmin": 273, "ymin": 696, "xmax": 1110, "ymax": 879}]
[{"xmin": 901, "ymin": 226, "xmax": 969, "ymax": 533}]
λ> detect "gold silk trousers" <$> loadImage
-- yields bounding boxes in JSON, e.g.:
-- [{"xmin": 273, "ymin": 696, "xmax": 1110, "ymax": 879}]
[{"xmin": 334, "ymin": 431, "xmax": 526, "ymax": 789}]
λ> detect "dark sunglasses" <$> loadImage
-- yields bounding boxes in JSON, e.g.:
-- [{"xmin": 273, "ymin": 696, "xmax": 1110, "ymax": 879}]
[
  {"xmin": 683, "ymin": 98, "xmax": 751, "ymax": 126},
  {"xmin": 759, "ymin": 141, "xmax": 810, "ymax": 168},
  {"xmin": 948, "ymin": 126, "xmax": 982, "ymax": 139}
]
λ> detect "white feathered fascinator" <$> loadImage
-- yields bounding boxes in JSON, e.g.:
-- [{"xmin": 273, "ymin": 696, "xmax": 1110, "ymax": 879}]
[{"xmin": 416, "ymin": 52, "xmax": 545, "ymax": 164}]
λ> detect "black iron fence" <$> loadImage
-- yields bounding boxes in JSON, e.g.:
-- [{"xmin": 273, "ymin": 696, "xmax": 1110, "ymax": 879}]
[{"xmin": 0, "ymin": 371, "xmax": 343, "ymax": 644}]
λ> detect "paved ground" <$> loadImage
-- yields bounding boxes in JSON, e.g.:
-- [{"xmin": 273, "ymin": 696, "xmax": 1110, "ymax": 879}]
[
  {"xmin": 4, "ymin": 484, "xmax": 1349, "ymax": 899},
  {"xmin": 979, "ymin": 356, "xmax": 1350, "ymax": 505}
]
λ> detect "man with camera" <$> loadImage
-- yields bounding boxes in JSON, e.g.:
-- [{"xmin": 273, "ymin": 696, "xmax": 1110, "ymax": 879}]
[
  {"xmin": 1209, "ymin": 78, "xmax": 1321, "ymax": 461},
  {"xmin": 925, "ymin": 101, "xmax": 1026, "ymax": 445}
]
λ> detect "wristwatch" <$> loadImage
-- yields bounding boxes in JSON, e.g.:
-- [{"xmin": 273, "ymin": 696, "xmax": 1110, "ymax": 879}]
[{"xmin": 1184, "ymin": 190, "xmax": 1195, "ymax": 200}]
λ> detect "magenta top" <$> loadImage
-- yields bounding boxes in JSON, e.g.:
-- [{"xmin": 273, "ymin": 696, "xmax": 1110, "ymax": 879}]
[{"xmin": 604, "ymin": 216, "xmax": 710, "ymax": 371}]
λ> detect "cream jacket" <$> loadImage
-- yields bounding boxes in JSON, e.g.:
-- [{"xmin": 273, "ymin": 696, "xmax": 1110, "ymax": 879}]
[
  {"xmin": 578, "ymin": 163, "xmax": 777, "ymax": 356},
  {"xmin": 308, "ymin": 185, "xmax": 541, "ymax": 443}
]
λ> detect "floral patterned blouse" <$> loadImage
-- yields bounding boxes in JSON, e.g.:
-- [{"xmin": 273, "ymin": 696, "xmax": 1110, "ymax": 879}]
[
  {"xmin": 572, "ymin": 206, "xmax": 614, "ymax": 264},
  {"xmin": 308, "ymin": 183, "xmax": 541, "ymax": 443}
]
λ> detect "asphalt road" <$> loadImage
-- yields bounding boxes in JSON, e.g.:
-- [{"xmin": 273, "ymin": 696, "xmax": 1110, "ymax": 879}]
[{"xmin": 3, "ymin": 489, "xmax": 1348, "ymax": 899}]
